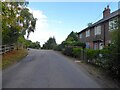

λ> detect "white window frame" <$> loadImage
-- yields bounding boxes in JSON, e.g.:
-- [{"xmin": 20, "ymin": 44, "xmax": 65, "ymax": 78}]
[
  {"xmin": 86, "ymin": 42, "xmax": 90, "ymax": 48},
  {"xmin": 99, "ymin": 43, "xmax": 103, "ymax": 50},
  {"xmin": 86, "ymin": 30, "xmax": 90, "ymax": 37},
  {"xmin": 79, "ymin": 34, "xmax": 82, "ymax": 38},
  {"xmin": 109, "ymin": 18, "xmax": 118, "ymax": 31},
  {"xmin": 94, "ymin": 25, "xmax": 101, "ymax": 35}
]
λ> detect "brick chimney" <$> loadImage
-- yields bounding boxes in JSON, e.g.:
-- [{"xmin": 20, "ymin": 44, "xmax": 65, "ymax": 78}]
[{"xmin": 103, "ymin": 5, "xmax": 110, "ymax": 18}]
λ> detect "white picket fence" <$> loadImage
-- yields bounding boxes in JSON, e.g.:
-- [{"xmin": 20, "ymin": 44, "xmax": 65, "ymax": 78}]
[{"xmin": 0, "ymin": 44, "xmax": 15, "ymax": 54}]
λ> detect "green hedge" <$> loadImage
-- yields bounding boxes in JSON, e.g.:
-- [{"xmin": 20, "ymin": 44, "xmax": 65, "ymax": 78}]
[
  {"xmin": 62, "ymin": 46, "xmax": 120, "ymax": 81},
  {"xmin": 86, "ymin": 49, "xmax": 99, "ymax": 60},
  {"xmin": 62, "ymin": 47, "xmax": 73, "ymax": 56},
  {"xmin": 72, "ymin": 48, "xmax": 82, "ymax": 58},
  {"xmin": 62, "ymin": 47, "xmax": 82, "ymax": 58}
]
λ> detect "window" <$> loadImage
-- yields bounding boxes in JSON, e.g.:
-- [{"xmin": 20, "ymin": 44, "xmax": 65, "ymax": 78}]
[
  {"xmin": 94, "ymin": 43, "xmax": 98, "ymax": 50},
  {"xmin": 94, "ymin": 25, "xmax": 101, "ymax": 35},
  {"xmin": 109, "ymin": 18, "xmax": 118, "ymax": 31},
  {"xmin": 86, "ymin": 42, "xmax": 90, "ymax": 48},
  {"xmin": 86, "ymin": 30, "xmax": 90, "ymax": 37},
  {"xmin": 79, "ymin": 34, "xmax": 82, "ymax": 38},
  {"xmin": 99, "ymin": 43, "xmax": 103, "ymax": 50},
  {"xmin": 108, "ymin": 40, "xmax": 111, "ymax": 44}
]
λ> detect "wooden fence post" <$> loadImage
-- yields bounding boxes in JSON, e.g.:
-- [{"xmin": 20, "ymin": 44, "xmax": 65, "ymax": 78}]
[{"xmin": 0, "ymin": 44, "xmax": 15, "ymax": 54}]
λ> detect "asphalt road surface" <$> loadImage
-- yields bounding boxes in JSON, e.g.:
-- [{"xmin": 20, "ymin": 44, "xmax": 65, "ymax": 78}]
[{"xmin": 3, "ymin": 49, "xmax": 102, "ymax": 88}]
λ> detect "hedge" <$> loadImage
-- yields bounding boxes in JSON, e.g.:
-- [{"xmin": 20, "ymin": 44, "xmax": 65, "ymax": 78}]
[{"xmin": 72, "ymin": 47, "xmax": 82, "ymax": 58}]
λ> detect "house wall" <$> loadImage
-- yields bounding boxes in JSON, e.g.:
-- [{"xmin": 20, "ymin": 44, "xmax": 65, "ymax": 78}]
[
  {"xmin": 78, "ymin": 7, "xmax": 119, "ymax": 50},
  {"xmin": 78, "ymin": 21, "xmax": 110, "ymax": 49}
]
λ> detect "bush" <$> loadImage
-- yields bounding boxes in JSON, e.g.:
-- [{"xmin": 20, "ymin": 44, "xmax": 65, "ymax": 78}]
[
  {"xmin": 85, "ymin": 47, "xmax": 120, "ymax": 80},
  {"xmin": 62, "ymin": 46, "xmax": 73, "ymax": 56},
  {"xmin": 86, "ymin": 49, "xmax": 99, "ymax": 60},
  {"xmin": 72, "ymin": 48, "xmax": 82, "ymax": 58},
  {"xmin": 54, "ymin": 44, "xmax": 65, "ymax": 51},
  {"xmin": 100, "ymin": 46, "xmax": 120, "ymax": 80},
  {"xmin": 86, "ymin": 49, "xmax": 100, "ymax": 65}
]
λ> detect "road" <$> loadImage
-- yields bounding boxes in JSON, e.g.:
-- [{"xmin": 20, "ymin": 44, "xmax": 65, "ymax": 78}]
[{"xmin": 3, "ymin": 49, "xmax": 102, "ymax": 88}]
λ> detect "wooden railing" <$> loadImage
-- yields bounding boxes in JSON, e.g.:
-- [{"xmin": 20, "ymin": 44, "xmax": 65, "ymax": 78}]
[{"xmin": 0, "ymin": 44, "xmax": 15, "ymax": 54}]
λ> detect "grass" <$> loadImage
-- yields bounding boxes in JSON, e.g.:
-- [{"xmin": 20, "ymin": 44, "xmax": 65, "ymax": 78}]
[{"xmin": 2, "ymin": 49, "xmax": 28, "ymax": 69}]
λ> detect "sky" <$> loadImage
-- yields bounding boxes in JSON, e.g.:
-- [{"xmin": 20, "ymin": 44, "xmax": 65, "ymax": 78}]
[{"xmin": 27, "ymin": 2, "xmax": 119, "ymax": 46}]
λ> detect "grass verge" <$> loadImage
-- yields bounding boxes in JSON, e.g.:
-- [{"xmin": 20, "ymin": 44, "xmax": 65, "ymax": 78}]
[{"xmin": 2, "ymin": 49, "xmax": 28, "ymax": 69}]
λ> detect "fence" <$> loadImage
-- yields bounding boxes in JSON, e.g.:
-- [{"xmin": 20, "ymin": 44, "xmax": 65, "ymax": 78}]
[{"xmin": 0, "ymin": 44, "xmax": 15, "ymax": 54}]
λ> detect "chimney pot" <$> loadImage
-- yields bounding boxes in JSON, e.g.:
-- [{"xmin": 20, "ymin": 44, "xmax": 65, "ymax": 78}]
[
  {"xmin": 103, "ymin": 5, "xmax": 110, "ymax": 18},
  {"xmin": 104, "ymin": 7, "xmax": 106, "ymax": 10},
  {"xmin": 107, "ymin": 5, "xmax": 109, "ymax": 9}
]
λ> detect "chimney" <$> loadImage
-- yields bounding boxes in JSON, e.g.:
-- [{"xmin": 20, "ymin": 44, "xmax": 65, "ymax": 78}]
[{"xmin": 103, "ymin": 5, "xmax": 110, "ymax": 18}]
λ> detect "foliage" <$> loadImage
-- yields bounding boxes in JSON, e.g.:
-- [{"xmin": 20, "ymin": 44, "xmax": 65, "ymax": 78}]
[
  {"xmin": 42, "ymin": 37, "xmax": 57, "ymax": 49},
  {"xmin": 62, "ymin": 47, "xmax": 82, "ymax": 59},
  {"xmin": 103, "ymin": 18, "xmax": 120, "ymax": 80},
  {"xmin": 72, "ymin": 48, "xmax": 82, "ymax": 58},
  {"xmin": 84, "ymin": 19, "xmax": 120, "ymax": 80},
  {"xmin": 86, "ymin": 49, "xmax": 100, "ymax": 61},
  {"xmin": 62, "ymin": 47, "xmax": 73, "ymax": 56},
  {"xmin": 54, "ymin": 41, "xmax": 68, "ymax": 51},
  {"xmin": 102, "ymin": 19, "xmax": 120, "ymax": 80},
  {"xmin": 2, "ymin": 1, "xmax": 37, "ymax": 45},
  {"xmin": 54, "ymin": 44, "xmax": 64, "ymax": 51},
  {"xmin": 66, "ymin": 31, "xmax": 79, "ymax": 43},
  {"xmin": 25, "ymin": 40, "xmax": 41, "ymax": 49},
  {"xmin": 55, "ymin": 31, "xmax": 85, "ymax": 51},
  {"xmin": 29, "ymin": 41, "xmax": 41, "ymax": 49}
]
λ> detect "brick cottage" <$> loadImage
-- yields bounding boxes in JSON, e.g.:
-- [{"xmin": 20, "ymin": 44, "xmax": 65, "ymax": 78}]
[{"xmin": 78, "ymin": 6, "xmax": 120, "ymax": 50}]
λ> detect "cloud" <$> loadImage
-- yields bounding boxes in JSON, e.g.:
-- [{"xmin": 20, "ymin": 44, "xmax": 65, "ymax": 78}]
[
  {"xmin": 27, "ymin": 8, "xmax": 55, "ymax": 46},
  {"xmin": 49, "ymin": 20, "xmax": 62, "ymax": 24},
  {"xmin": 26, "ymin": 8, "xmax": 65, "ymax": 46}
]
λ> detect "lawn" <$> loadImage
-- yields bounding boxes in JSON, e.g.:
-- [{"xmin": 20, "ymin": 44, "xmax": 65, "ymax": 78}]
[{"xmin": 2, "ymin": 49, "xmax": 28, "ymax": 69}]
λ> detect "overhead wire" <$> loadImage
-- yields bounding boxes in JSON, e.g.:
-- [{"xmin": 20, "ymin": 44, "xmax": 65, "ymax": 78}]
[{"xmin": 93, "ymin": 2, "xmax": 113, "ymax": 23}]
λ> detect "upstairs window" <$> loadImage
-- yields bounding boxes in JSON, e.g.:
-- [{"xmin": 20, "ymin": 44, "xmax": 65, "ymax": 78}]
[
  {"xmin": 109, "ymin": 18, "xmax": 118, "ymax": 31},
  {"xmin": 86, "ymin": 30, "xmax": 90, "ymax": 37},
  {"xmin": 94, "ymin": 25, "xmax": 101, "ymax": 35},
  {"xmin": 79, "ymin": 34, "xmax": 82, "ymax": 38}
]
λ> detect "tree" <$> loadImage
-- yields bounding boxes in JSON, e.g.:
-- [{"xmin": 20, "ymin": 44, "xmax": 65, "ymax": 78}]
[
  {"xmin": 66, "ymin": 31, "xmax": 79, "ymax": 43},
  {"xmin": 20, "ymin": 7, "xmax": 37, "ymax": 38},
  {"xmin": 109, "ymin": 18, "xmax": 120, "ymax": 80},
  {"xmin": 102, "ymin": 17, "xmax": 120, "ymax": 80},
  {"xmin": 2, "ymin": 1, "xmax": 37, "ymax": 45},
  {"xmin": 42, "ymin": 37, "xmax": 57, "ymax": 49},
  {"xmin": 63, "ymin": 31, "xmax": 85, "ymax": 47},
  {"xmin": 25, "ymin": 40, "xmax": 41, "ymax": 49},
  {"xmin": 54, "ymin": 31, "xmax": 85, "ymax": 51}
]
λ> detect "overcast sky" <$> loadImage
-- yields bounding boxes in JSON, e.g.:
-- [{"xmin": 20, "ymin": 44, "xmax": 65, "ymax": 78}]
[{"xmin": 27, "ymin": 2, "xmax": 118, "ymax": 46}]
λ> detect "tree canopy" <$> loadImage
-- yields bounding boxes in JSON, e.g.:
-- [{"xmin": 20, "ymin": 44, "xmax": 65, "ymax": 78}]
[
  {"xmin": 42, "ymin": 37, "xmax": 57, "ymax": 49},
  {"xmin": 2, "ymin": 1, "xmax": 37, "ymax": 45},
  {"xmin": 62, "ymin": 31, "xmax": 85, "ymax": 47},
  {"xmin": 54, "ymin": 31, "xmax": 85, "ymax": 51},
  {"xmin": 26, "ymin": 40, "xmax": 41, "ymax": 49}
]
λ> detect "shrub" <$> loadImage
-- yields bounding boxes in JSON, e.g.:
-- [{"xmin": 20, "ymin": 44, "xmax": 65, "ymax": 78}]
[
  {"xmin": 62, "ymin": 46, "xmax": 73, "ymax": 56},
  {"xmin": 86, "ymin": 49, "xmax": 100, "ymax": 64},
  {"xmin": 72, "ymin": 47, "xmax": 82, "ymax": 58},
  {"xmin": 54, "ymin": 44, "xmax": 65, "ymax": 51},
  {"xmin": 100, "ymin": 46, "xmax": 120, "ymax": 80},
  {"xmin": 86, "ymin": 49, "xmax": 99, "ymax": 60}
]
